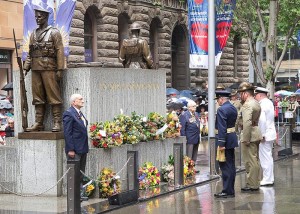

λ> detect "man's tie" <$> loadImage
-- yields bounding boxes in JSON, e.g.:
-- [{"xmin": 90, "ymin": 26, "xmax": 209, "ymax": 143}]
[{"xmin": 79, "ymin": 111, "xmax": 86, "ymax": 127}]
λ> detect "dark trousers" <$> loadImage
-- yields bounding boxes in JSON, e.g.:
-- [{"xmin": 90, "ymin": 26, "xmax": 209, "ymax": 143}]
[
  {"xmin": 67, "ymin": 153, "xmax": 87, "ymax": 185},
  {"xmin": 219, "ymin": 148, "xmax": 236, "ymax": 195},
  {"xmin": 186, "ymin": 143, "xmax": 199, "ymax": 163}
]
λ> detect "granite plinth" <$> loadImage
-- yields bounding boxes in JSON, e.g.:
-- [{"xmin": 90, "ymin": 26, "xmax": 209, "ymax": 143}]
[
  {"xmin": 0, "ymin": 137, "xmax": 64, "ymax": 196},
  {"xmin": 18, "ymin": 132, "xmax": 64, "ymax": 140}
]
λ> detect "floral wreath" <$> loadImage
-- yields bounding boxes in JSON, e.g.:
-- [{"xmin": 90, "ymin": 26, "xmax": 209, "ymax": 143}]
[
  {"xmin": 138, "ymin": 162, "xmax": 160, "ymax": 189},
  {"xmin": 97, "ymin": 168, "xmax": 121, "ymax": 198},
  {"xmin": 82, "ymin": 176, "xmax": 96, "ymax": 198}
]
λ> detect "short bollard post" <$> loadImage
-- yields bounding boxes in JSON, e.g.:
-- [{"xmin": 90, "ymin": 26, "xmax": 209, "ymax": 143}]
[
  {"xmin": 67, "ymin": 159, "xmax": 81, "ymax": 214},
  {"xmin": 127, "ymin": 151, "xmax": 139, "ymax": 191},
  {"xmin": 209, "ymin": 137, "xmax": 219, "ymax": 176},
  {"xmin": 174, "ymin": 143, "xmax": 184, "ymax": 188},
  {"xmin": 278, "ymin": 124, "xmax": 293, "ymax": 156}
]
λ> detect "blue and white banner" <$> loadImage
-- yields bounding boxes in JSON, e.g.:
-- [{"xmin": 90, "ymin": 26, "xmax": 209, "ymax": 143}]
[
  {"xmin": 22, "ymin": 0, "xmax": 54, "ymax": 60},
  {"xmin": 56, "ymin": 0, "xmax": 76, "ymax": 56},
  {"xmin": 188, "ymin": 0, "xmax": 236, "ymax": 69}
]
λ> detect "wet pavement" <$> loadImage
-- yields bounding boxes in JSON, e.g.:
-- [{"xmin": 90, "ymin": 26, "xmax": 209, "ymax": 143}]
[{"xmin": 0, "ymin": 126, "xmax": 300, "ymax": 213}]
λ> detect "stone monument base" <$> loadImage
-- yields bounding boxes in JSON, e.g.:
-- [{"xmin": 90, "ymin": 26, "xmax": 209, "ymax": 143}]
[
  {"xmin": 0, "ymin": 137, "xmax": 64, "ymax": 196},
  {"xmin": 1, "ymin": 137, "xmax": 185, "ymax": 196}
]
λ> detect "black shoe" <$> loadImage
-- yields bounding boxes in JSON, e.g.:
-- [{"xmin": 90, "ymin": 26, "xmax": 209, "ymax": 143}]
[
  {"xmin": 195, "ymin": 170, "xmax": 200, "ymax": 174},
  {"xmin": 214, "ymin": 192, "xmax": 235, "ymax": 198},
  {"xmin": 241, "ymin": 187, "xmax": 259, "ymax": 192},
  {"xmin": 260, "ymin": 183, "xmax": 274, "ymax": 187}
]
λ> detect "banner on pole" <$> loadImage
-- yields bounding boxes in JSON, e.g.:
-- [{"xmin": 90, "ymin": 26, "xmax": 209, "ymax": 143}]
[
  {"xmin": 188, "ymin": 0, "xmax": 236, "ymax": 69},
  {"xmin": 22, "ymin": 0, "xmax": 54, "ymax": 61},
  {"xmin": 56, "ymin": 0, "xmax": 76, "ymax": 56}
]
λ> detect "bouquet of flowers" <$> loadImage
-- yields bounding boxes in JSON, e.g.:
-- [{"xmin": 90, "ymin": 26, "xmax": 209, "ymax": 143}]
[
  {"xmin": 97, "ymin": 168, "xmax": 121, "ymax": 198},
  {"xmin": 138, "ymin": 162, "xmax": 160, "ymax": 189},
  {"xmin": 183, "ymin": 156, "xmax": 196, "ymax": 178},
  {"xmin": 90, "ymin": 121, "xmax": 123, "ymax": 148},
  {"xmin": 161, "ymin": 155, "xmax": 196, "ymax": 185},
  {"xmin": 82, "ymin": 176, "xmax": 96, "ymax": 198},
  {"xmin": 142, "ymin": 112, "xmax": 166, "ymax": 141},
  {"xmin": 165, "ymin": 112, "xmax": 181, "ymax": 138},
  {"xmin": 113, "ymin": 113, "xmax": 145, "ymax": 144},
  {"xmin": 161, "ymin": 155, "xmax": 175, "ymax": 183}
]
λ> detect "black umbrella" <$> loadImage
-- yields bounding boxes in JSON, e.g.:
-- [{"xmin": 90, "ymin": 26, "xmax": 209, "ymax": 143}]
[
  {"xmin": 1, "ymin": 82, "xmax": 13, "ymax": 91},
  {"xmin": 228, "ymin": 82, "xmax": 240, "ymax": 89},
  {"xmin": 166, "ymin": 102, "xmax": 184, "ymax": 110}
]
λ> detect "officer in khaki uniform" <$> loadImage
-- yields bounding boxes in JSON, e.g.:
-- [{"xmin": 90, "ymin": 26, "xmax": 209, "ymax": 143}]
[
  {"xmin": 238, "ymin": 82, "xmax": 262, "ymax": 191},
  {"xmin": 230, "ymin": 90, "xmax": 242, "ymax": 131}
]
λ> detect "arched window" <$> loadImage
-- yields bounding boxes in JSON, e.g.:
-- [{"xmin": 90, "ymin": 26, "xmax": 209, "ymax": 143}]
[
  {"xmin": 149, "ymin": 18, "xmax": 161, "ymax": 68},
  {"xmin": 118, "ymin": 13, "xmax": 130, "ymax": 50},
  {"xmin": 84, "ymin": 9, "xmax": 96, "ymax": 63}
]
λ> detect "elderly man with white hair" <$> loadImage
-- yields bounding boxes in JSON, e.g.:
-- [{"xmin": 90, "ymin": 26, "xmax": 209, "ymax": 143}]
[
  {"xmin": 179, "ymin": 100, "xmax": 200, "ymax": 163},
  {"xmin": 63, "ymin": 94, "xmax": 89, "ymax": 201}
]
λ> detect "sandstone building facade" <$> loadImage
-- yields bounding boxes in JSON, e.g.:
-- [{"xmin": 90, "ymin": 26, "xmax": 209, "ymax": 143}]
[
  {"xmin": 0, "ymin": 0, "xmax": 249, "ymax": 95},
  {"xmin": 68, "ymin": 0, "xmax": 249, "ymax": 89}
]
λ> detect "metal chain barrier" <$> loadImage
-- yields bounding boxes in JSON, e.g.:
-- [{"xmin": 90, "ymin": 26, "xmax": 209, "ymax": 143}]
[
  {"xmin": 80, "ymin": 157, "xmax": 132, "ymax": 184},
  {"xmin": 0, "ymin": 168, "xmax": 71, "ymax": 197},
  {"xmin": 278, "ymin": 128, "xmax": 288, "ymax": 141}
]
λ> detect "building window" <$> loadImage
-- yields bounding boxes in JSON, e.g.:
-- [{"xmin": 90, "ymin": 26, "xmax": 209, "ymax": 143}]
[
  {"xmin": 118, "ymin": 13, "xmax": 130, "ymax": 51},
  {"xmin": 149, "ymin": 18, "xmax": 161, "ymax": 69},
  {"xmin": 84, "ymin": 10, "xmax": 96, "ymax": 63}
]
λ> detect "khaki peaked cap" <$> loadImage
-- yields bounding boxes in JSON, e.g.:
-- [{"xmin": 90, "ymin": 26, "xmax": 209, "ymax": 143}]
[{"xmin": 237, "ymin": 82, "xmax": 255, "ymax": 92}]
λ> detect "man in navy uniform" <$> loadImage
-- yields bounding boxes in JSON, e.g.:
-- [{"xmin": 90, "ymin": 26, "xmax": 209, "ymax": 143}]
[{"xmin": 214, "ymin": 90, "xmax": 238, "ymax": 198}]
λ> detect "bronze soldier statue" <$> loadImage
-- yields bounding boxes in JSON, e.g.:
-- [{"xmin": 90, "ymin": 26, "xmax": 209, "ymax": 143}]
[
  {"xmin": 23, "ymin": 7, "xmax": 64, "ymax": 132},
  {"xmin": 119, "ymin": 22, "xmax": 154, "ymax": 69}
]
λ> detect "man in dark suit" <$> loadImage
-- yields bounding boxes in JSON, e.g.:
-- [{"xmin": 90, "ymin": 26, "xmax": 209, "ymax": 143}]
[
  {"xmin": 63, "ymin": 94, "xmax": 89, "ymax": 201},
  {"xmin": 179, "ymin": 100, "xmax": 200, "ymax": 163},
  {"xmin": 214, "ymin": 90, "xmax": 238, "ymax": 198}
]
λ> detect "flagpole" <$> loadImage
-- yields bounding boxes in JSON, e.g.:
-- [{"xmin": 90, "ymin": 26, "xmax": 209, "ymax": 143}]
[
  {"xmin": 208, "ymin": 0, "xmax": 215, "ymax": 138},
  {"xmin": 208, "ymin": 0, "xmax": 216, "ymax": 175}
]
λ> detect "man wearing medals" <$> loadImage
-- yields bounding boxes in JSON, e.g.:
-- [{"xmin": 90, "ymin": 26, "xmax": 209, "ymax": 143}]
[{"xmin": 179, "ymin": 100, "xmax": 200, "ymax": 163}]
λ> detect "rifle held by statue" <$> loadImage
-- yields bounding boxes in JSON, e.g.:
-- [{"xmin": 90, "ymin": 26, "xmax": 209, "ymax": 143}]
[{"xmin": 13, "ymin": 29, "xmax": 28, "ymax": 130}]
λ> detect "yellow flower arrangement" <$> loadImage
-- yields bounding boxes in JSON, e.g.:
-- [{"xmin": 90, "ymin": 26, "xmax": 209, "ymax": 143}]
[
  {"xmin": 97, "ymin": 168, "xmax": 121, "ymax": 198},
  {"xmin": 138, "ymin": 162, "xmax": 161, "ymax": 189}
]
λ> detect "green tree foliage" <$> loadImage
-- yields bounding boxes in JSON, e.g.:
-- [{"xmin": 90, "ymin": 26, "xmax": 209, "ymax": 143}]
[{"xmin": 233, "ymin": 0, "xmax": 300, "ymax": 96}]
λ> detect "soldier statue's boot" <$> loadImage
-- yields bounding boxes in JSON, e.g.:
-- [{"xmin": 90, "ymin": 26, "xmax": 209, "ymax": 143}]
[
  {"xmin": 52, "ymin": 105, "xmax": 62, "ymax": 132},
  {"xmin": 25, "ymin": 105, "xmax": 45, "ymax": 132}
]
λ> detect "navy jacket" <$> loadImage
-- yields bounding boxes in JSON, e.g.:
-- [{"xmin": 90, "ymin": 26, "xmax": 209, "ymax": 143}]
[
  {"xmin": 215, "ymin": 101, "xmax": 238, "ymax": 149},
  {"xmin": 63, "ymin": 106, "xmax": 89, "ymax": 154},
  {"xmin": 179, "ymin": 111, "xmax": 200, "ymax": 144}
]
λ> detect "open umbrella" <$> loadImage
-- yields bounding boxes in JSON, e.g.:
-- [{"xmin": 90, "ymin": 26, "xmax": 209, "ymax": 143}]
[
  {"xmin": 1, "ymin": 82, "xmax": 13, "ymax": 91},
  {"xmin": 179, "ymin": 90, "xmax": 195, "ymax": 100},
  {"xmin": 0, "ymin": 100, "xmax": 13, "ymax": 109},
  {"xmin": 166, "ymin": 102, "xmax": 184, "ymax": 110},
  {"xmin": 274, "ymin": 90, "xmax": 293, "ymax": 96},
  {"xmin": 228, "ymin": 82, "xmax": 240, "ymax": 89},
  {"xmin": 294, "ymin": 89, "xmax": 300, "ymax": 95},
  {"xmin": 166, "ymin": 88, "xmax": 180, "ymax": 96}
]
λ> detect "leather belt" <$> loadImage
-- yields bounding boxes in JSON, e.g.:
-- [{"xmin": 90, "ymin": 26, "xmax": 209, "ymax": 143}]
[{"xmin": 215, "ymin": 127, "xmax": 235, "ymax": 135}]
